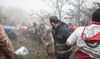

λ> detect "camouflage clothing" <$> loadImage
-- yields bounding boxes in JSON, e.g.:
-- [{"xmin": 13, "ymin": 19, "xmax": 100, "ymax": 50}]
[
  {"xmin": 41, "ymin": 25, "xmax": 54, "ymax": 56},
  {"xmin": 0, "ymin": 24, "xmax": 14, "ymax": 59}
]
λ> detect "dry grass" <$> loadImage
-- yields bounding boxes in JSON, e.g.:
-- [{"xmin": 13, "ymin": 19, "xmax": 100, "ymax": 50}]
[
  {"xmin": 10, "ymin": 37, "xmax": 75, "ymax": 59},
  {"xmin": 11, "ymin": 37, "xmax": 56, "ymax": 59}
]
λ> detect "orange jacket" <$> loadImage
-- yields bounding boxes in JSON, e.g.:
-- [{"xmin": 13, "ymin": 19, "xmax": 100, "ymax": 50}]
[{"xmin": 72, "ymin": 26, "xmax": 77, "ymax": 30}]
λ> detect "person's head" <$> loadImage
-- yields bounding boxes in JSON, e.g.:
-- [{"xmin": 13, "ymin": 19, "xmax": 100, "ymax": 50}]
[
  {"xmin": 40, "ymin": 23, "xmax": 45, "ymax": 29},
  {"xmin": 49, "ymin": 16, "xmax": 60, "ymax": 28},
  {"xmin": 92, "ymin": 9, "xmax": 100, "ymax": 22},
  {"xmin": 33, "ymin": 22, "xmax": 37, "ymax": 26},
  {"xmin": 80, "ymin": 21, "xmax": 86, "ymax": 26},
  {"xmin": 68, "ymin": 23, "xmax": 73, "ymax": 28}
]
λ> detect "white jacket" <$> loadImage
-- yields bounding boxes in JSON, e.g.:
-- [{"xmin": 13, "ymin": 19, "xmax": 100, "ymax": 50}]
[{"xmin": 67, "ymin": 24, "xmax": 100, "ymax": 59}]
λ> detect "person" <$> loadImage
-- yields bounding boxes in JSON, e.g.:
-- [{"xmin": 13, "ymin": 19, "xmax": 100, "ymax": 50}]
[
  {"xmin": 33, "ymin": 22, "xmax": 40, "ymax": 40},
  {"xmin": 80, "ymin": 19, "xmax": 89, "ymax": 26},
  {"xmin": 0, "ymin": 24, "xmax": 14, "ymax": 59},
  {"xmin": 2, "ymin": 17, "xmax": 9, "ymax": 26},
  {"xmin": 68, "ymin": 23, "xmax": 77, "ymax": 32},
  {"xmin": 66, "ymin": 9, "xmax": 100, "ymax": 59},
  {"xmin": 40, "ymin": 23, "xmax": 54, "ymax": 56},
  {"xmin": 10, "ymin": 20, "xmax": 16, "ymax": 26},
  {"xmin": 26, "ymin": 24, "xmax": 35, "ymax": 40},
  {"xmin": 49, "ymin": 16, "xmax": 72, "ymax": 59}
]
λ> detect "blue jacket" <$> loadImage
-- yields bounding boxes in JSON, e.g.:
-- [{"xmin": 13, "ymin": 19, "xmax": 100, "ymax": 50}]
[{"xmin": 51, "ymin": 21, "xmax": 72, "ymax": 57}]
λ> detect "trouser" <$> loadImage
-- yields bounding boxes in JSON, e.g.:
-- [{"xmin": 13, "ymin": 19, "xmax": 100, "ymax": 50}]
[
  {"xmin": 56, "ymin": 54, "xmax": 70, "ymax": 59},
  {"xmin": 46, "ymin": 43, "xmax": 54, "ymax": 56}
]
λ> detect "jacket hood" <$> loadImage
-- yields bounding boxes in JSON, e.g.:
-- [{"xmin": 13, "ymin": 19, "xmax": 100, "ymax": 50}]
[{"xmin": 81, "ymin": 24, "xmax": 100, "ymax": 43}]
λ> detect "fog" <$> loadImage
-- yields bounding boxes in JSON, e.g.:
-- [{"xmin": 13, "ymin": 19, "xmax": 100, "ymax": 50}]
[
  {"xmin": 0, "ymin": 0, "xmax": 52, "ymax": 25},
  {"xmin": 0, "ymin": 0, "xmax": 51, "ymax": 12},
  {"xmin": 0, "ymin": 0, "xmax": 100, "ymax": 59},
  {"xmin": 0, "ymin": 0, "xmax": 100, "ymax": 25}
]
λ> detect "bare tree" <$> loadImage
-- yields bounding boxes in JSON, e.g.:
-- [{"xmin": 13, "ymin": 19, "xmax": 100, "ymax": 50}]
[
  {"xmin": 80, "ymin": 1, "xmax": 100, "ymax": 24},
  {"xmin": 66, "ymin": 0, "xmax": 87, "ymax": 26},
  {"xmin": 30, "ymin": 9, "xmax": 53, "ymax": 25},
  {"xmin": 43, "ymin": 0, "xmax": 67, "ymax": 20},
  {"xmin": 93, "ymin": 2, "xmax": 100, "ymax": 8},
  {"xmin": 56, "ymin": 0, "xmax": 65, "ymax": 20},
  {"xmin": 66, "ymin": 0, "xmax": 100, "ymax": 26}
]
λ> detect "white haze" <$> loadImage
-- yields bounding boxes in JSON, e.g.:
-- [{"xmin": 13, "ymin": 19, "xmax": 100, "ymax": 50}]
[
  {"xmin": 0, "ymin": 0, "xmax": 99, "ymax": 24},
  {"xmin": 0, "ymin": 0, "xmax": 52, "ymax": 13}
]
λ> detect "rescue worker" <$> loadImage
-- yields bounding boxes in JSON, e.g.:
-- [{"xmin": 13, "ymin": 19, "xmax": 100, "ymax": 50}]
[
  {"xmin": 0, "ymin": 24, "xmax": 14, "ymax": 59},
  {"xmin": 49, "ymin": 16, "xmax": 72, "ymax": 59},
  {"xmin": 40, "ymin": 23, "xmax": 54, "ymax": 56},
  {"xmin": 66, "ymin": 9, "xmax": 100, "ymax": 59},
  {"xmin": 68, "ymin": 23, "xmax": 77, "ymax": 32}
]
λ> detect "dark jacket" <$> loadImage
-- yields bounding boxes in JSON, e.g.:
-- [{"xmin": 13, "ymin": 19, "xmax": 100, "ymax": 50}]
[
  {"xmin": 59, "ymin": 21, "xmax": 68, "ymax": 28},
  {"xmin": 51, "ymin": 21, "xmax": 72, "ymax": 57}
]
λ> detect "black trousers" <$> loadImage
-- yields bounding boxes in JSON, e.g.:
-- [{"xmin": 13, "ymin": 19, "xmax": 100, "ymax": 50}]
[{"xmin": 56, "ymin": 54, "xmax": 70, "ymax": 59}]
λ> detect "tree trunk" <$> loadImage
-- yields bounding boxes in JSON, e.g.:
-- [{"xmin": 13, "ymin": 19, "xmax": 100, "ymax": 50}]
[{"xmin": 56, "ymin": 0, "xmax": 62, "ymax": 20}]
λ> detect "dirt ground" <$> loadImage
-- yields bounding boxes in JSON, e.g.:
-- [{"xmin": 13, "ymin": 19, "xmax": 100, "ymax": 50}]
[{"xmin": 11, "ymin": 37, "xmax": 75, "ymax": 59}]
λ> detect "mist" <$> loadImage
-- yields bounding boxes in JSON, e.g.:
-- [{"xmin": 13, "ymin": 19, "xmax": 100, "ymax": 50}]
[{"xmin": 2, "ymin": 7, "xmax": 31, "ymax": 24}]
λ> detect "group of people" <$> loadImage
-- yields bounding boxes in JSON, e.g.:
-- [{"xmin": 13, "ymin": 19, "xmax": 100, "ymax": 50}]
[
  {"xmin": 0, "ymin": 8, "xmax": 100, "ymax": 59},
  {"xmin": 66, "ymin": 8, "xmax": 100, "ymax": 59},
  {"xmin": 49, "ymin": 9, "xmax": 100, "ymax": 59}
]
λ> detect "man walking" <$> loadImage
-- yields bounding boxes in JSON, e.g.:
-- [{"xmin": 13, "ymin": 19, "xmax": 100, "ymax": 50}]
[
  {"xmin": 49, "ymin": 16, "xmax": 72, "ymax": 59},
  {"xmin": 40, "ymin": 23, "xmax": 54, "ymax": 56}
]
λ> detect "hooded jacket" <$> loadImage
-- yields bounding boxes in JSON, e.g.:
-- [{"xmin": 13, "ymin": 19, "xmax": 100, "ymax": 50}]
[
  {"xmin": 66, "ymin": 24, "xmax": 100, "ymax": 59},
  {"xmin": 52, "ymin": 21, "xmax": 72, "ymax": 57}
]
